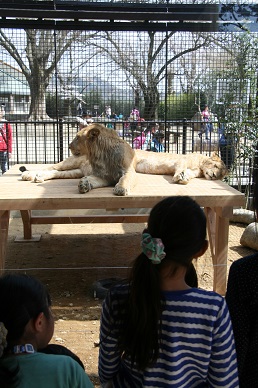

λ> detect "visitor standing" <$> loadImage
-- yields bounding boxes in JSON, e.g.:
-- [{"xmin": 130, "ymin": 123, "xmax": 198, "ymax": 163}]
[
  {"xmin": 105, "ymin": 105, "xmax": 111, "ymax": 119},
  {"xmin": 201, "ymin": 105, "xmax": 212, "ymax": 140},
  {"xmin": 0, "ymin": 105, "xmax": 12, "ymax": 175},
  {"xmin": 130, "ymin": 107, "xmax": 140, "ymax": 121},
  {"xmin": 76, "ymin": 100, "xmax": 83, "ymax": 116}
]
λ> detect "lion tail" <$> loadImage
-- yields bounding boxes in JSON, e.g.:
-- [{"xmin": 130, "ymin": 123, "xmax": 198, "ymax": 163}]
[{"xmin": 19, "ymin": 166, "xmax": 27, "ymax": 172}]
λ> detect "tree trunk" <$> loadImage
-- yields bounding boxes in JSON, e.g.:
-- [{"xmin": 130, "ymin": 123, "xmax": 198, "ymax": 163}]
[
  {"xmin": 29, "ymin": 72, "xmax": 51, "ymax": 121},
  {"xmin": 142, "ymin": 84, "xmax": 160, "ymax": 120}
]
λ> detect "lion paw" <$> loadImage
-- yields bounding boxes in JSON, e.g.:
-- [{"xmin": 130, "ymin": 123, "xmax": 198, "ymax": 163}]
[
  {"xmin": 34, "ymin": 173, "xmax": 45, "ymax": 183},
  {"xmin": 173, "ymin": 171, "xmax": 190, "ymax": 185},
  {"xmin": 78, "ymin": 177, "xmax": 93, "ymax": 193},
  {"xmin": 21, "ymin": 171, "xmax": 37, "ymax": 181},
  {"xmin": 113, "ymin": 184, "xmax": 128, "ymax": 196}
]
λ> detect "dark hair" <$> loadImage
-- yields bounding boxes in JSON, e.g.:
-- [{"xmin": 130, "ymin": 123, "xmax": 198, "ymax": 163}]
[
  {"xmin": 118, "ymin": 196, "xmax": 206, "ymax": 370},
  {"xmin": 0, "ymin": 274, "xmax": 51, "ymax": 385}
]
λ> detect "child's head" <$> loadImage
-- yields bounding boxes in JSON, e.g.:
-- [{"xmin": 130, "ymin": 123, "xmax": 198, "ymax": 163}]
[
  {"xmin": 145, "ymin": 196, "xmax": 207, "ymax": 268},
  {"xmin": 0, "ymin": 274, "xmax": 53, "ymax": 356}
]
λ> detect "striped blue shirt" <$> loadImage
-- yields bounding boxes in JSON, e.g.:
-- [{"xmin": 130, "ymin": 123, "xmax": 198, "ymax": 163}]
[{"xmin": 98, "ymin": 285, "xmax": 239, "ymax": 387}]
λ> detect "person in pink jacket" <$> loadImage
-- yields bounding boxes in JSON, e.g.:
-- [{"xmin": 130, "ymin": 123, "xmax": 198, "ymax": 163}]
[{"xmin": 0, "ymin": 106, "xmax": 12, "ymax": 175}]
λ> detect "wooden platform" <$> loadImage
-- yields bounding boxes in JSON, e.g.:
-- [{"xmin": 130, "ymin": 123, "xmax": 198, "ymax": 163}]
[{"xmin": 0, "ymin": 164, "xmax": 245, "ymax": 295}]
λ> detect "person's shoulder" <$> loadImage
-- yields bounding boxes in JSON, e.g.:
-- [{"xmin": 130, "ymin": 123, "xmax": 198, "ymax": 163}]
[
  {"xmin": 165, "ymin": 288, "xmax": 224, "ymax": 305},
  {"xmin": 230, "ymin": 253, "xmax": 258, "ymax": 272},
  {"xmin": 191, "ymin": 287, "xmax": 221, "ymax": 296},
  {"xmin": 35, "ymin": 351, "xmax": 74, "ymax": 362},
  {"xmin": 110, "ymin": 281, "xmax": 129, "ymax": 295},
  {"xmin": 34, "ymin": 352, "xmax": 85, "ymax": 374},
  {"xmin": 35, "ymin": 353, "xmax": 93, "ymax": 386},
  {"xmin": 107, "ymin": 281, "xmax": 129, "ymax": 304},
  {"xmin": 190, "ymin": 288, "xmax": 225, "ymax": 304},
  {"xmin": 102, "ymin": 282, "xmax": 129, "ymax": 317},
  {"xmin": 164, "ymin": 288, "xmax": 227, "ymax": 318},
  {"xmin": 227, "ymin": 254, "xmax": 258, "ymax": 300},
  {"xmin": 6, "ymin": 352, "xmax": 79, "ymax": 369}
]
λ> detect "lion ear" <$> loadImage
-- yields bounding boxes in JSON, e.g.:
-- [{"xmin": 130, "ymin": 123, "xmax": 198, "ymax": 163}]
[{"xmin": 87, "ymin": 128, "xmax": 100, "ymax": 139}]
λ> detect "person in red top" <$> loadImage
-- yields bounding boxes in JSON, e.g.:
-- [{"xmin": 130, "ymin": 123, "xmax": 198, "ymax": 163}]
[{"xmin": 0, "ymin": 105, "xmax": 12, "ymax": 175}]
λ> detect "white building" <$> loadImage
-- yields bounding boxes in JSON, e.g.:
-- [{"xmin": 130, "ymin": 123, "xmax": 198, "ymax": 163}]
[{"xmin": 0, "ymin": 60, "xmax": 30, "ymax": 119}]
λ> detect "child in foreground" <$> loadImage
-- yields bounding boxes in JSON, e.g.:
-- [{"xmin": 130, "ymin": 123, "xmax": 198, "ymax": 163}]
[
  {"xmin": 0, "ymin": 273, "xmax": 93, "ymax": 388},
  {"xmin": 98, "ymin": 196, "xmax": 239, "ymax": 387}
]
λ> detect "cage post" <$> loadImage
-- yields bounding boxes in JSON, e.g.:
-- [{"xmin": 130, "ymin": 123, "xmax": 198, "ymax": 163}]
[
  {"xmin": 182, "ymin": 118, "xmax": 187, "ymax": 154},
  {"xmin": 58, "ymin": 118, "xmax": 64, "ymax": 162}
]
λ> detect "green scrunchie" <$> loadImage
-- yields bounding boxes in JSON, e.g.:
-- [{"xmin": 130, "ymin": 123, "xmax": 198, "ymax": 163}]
[{"xmin": 141, "ymin": 232, "xmax": 166, "ymax": 264}]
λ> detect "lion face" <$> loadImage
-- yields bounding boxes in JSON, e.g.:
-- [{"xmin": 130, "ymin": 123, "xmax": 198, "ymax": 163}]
[
  {"xmin": 201, "ymin": 153, "xmax": 228, "ymax": 180},
  {"xmin": 69, "ymin": 123, "xmax": 136, "ymax": 173},
  {"xmin": 69, "ymin": 127, "xmax": 89, "ymax": 156},
  {"xmin": 69, "ymin": 124, "xmax": 103, "ymax": 157}
]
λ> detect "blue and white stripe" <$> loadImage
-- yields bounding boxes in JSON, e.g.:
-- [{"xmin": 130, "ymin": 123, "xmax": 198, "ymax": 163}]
[{"xmin": 98, "ymin": 286, "xmax": 239, "ymax": 387}]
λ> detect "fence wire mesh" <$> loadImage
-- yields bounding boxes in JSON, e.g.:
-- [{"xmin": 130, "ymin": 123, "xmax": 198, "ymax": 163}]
[{"xmin": 0, "ymin": 2, "xmax": 257, "ymax": 197}]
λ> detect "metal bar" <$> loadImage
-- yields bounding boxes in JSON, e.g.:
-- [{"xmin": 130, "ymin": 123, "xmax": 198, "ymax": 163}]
[
  {"xmin": 0, "ymin": 20, "xmax": 218, "ymax": 32},
  {"xmin": 0, "ymin": 8, "xmax": 219, "ymax": 21}
]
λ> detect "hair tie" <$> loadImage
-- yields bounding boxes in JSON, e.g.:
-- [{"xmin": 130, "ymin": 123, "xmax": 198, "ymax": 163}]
[
  {"xmin": 141, "ymin": 232, "xmax": 166, "ymax": 264},
  {"xmin": 0, "ymin": 322, "xmax": 8, "ymax": 358}
]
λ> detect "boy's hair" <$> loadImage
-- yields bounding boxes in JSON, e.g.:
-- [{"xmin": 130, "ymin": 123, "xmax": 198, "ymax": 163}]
[
  {"xmin": 0, "ymin": 274, "xmax": 52, "ymax": 386},
  {"xmin": 117, "ymin": 196, "xmax": 207, "ymax": 370},
  {"xmin": 0, "ymin": 274, "xmax": 51, "ymax": 346}
]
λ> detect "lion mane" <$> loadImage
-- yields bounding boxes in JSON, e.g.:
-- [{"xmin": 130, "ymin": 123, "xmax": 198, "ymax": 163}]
[{"xmin": 21, "ymin": 123, "xmax": 228, "ymax": 196}]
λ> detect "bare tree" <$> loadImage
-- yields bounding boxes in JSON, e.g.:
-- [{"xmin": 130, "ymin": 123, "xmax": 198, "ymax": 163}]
[
  {"xmin": 0, "ymin": 29, "xmax": 93, "ymax": 120},
  {"xmin": 88, "ymin": 31, "xmax": 210, "ymax": 120}
]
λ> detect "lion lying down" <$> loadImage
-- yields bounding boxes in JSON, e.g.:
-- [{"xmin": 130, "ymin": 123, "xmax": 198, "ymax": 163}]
[{"xmin": 21, "ymin": 123, "xmax": 228, "ymax": 196}]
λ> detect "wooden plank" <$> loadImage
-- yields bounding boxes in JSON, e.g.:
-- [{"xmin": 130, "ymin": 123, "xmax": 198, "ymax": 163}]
[
  {"xmin": 0, "ymin": 164, "xmax": 245, "ymax": 210},
  {"xmin": 29, "ymin": 214, "xmax": 150, "ymax": 224}
]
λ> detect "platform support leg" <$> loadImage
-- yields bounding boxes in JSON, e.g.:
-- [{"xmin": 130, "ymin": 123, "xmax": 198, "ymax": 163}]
[
  {"xmin": 0, "ymin": 210, "xmax": 10, "ymax": 274},
  {"xmin": 205, "ymin": 206, "xmax": 232, "ymax": 296}
]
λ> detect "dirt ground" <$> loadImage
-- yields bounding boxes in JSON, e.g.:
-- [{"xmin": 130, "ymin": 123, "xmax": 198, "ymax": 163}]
[{"xmin": 4, "ymin": 211, "xmax": 257, "ymax": 387}]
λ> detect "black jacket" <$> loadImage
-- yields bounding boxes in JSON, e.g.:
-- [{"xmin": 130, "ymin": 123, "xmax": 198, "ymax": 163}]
[{"xmin": 226, "ymin": 253, "xmax": 258, "ymax": 387}]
